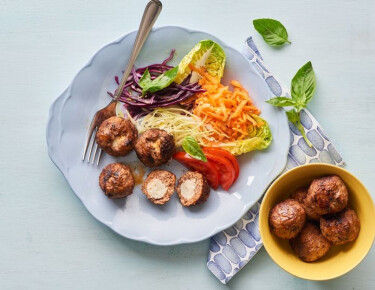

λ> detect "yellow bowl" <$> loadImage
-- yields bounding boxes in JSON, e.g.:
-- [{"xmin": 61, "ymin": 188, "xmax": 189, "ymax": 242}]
[{"xmin": 259, "ymin": 163, "xmax": 375, "ymax": 280}]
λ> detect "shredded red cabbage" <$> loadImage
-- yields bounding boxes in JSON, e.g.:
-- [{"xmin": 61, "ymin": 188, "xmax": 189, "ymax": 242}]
[{"xmin": 107, "ymin": 49, "xmax": 205, "ymax": 118}]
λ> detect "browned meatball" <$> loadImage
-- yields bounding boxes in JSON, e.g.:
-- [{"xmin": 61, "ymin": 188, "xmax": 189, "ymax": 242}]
[
  {"xmin": 290, "ymin": 222, "xmax": 332, "ymax": 262},
  {"xmin": 269, "ymin": 199, "xmax": 306, "ymax": 239},
  {"xmin": 320, "ymin": 208, "xmax": 360, "ymax": 245},
  {"xmin": 96, "ymin": 116, "xmax": 137, "ymax": 157},
  {"xmin": 99, "ymin": 163, "xmax": 135, "ymax": 199},
  {"xmin": 291, "ymin": 187, "xmax": 308, "ymax": 204},
  {"xmin": 176, "ymin": 171, "xmax": 210, "ymax": 206},
  {"xmin": 305, "ymin": 175, "xmax": 348, "ymax": 216},
  {"xmin": 291, "ymin": 187, "xmax": 321, "ymax": 221},
  {"xmin": 142, "ymin": 170, "xmax": 176, "ymax": 205},
  {"xmin": 135, "ymin": 129, "xmax": 175, "ymax": 167}
]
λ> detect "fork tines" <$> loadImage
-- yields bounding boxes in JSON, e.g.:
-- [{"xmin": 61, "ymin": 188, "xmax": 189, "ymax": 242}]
[{"xmin": 82, "ymin": 126, "xmax": 103, "ymax": 165}]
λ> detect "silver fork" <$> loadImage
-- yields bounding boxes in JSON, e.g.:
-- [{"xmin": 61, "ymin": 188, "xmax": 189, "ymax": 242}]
[{"xmin": 82, "ymin": 0, "xmax": 162, "ymax": 165}]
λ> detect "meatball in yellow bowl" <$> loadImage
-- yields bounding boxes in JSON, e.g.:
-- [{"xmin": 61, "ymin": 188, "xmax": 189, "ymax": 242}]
[{"xmin": 259, "ymin": 163, "xmax": 375, "ymax": 280}]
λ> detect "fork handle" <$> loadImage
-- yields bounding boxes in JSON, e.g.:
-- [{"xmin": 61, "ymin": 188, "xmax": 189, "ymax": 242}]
[{"xmin": 114, "ymin": 0, "xmax": 162, "ymax": 101}]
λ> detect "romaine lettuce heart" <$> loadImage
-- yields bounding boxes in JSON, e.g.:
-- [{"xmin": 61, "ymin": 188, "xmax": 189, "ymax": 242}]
[
  {"xmin": 175, "ymin": 40, "xmax": 226, "ymax": 84},
  {"xmin": 216, "ymin": 115, "xmax": 272, "ymax": 156}
]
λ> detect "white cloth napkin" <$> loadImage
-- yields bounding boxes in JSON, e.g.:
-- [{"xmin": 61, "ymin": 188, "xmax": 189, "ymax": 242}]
[{"xmin": 207, "ymin": 37, "xmax": 344, "ymax": 284}]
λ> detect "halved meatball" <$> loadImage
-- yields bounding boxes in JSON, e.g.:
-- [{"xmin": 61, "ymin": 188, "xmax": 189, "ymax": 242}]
[
  {"xmin": 99, "ymin": 163, "xmax": 135, "ymax": 199},
  {"xmin": 135, "ymin": 129, "xmax": 175, "ymax": 168},
  {"xmin": 176, "ymin": 171, "xmax": 210, "ymax": 207},
  {"xmin": 269, "ymin": 199, "xmax": 306, "ymax": 239},
  {"xmin": 305, "ymin": 175, "xmax": 348, "ymax": 216},
  {"xmin": 142, "ymin": 170, "xmax": 176, "ymax": 205},
  {"xmin": 96, "ymin": 116, "xmax": 137, "ymax": 157},
  {"xmin": 290, "ymin": 222, "xmax": 332, "ymax": 262},
  {"xmin": 320, "ymin": 208, "xmax": 360, "ymax": 245},
  {"xmin": 291, "ymin": 187, "xmax": 321, "ymax": 221}
]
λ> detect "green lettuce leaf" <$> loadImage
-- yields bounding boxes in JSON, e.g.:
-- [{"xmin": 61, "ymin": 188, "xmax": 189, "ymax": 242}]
[
  {"xmin": 217, "ymin": 115, "xmax": 272, "ymax": 155},
  {"xmin": 175, "ymin": 40, "xmax": 226, "ymax": 84}
]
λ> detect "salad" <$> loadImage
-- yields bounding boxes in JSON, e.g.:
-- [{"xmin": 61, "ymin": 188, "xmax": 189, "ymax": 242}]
[{"xmin": 108, "ymin": 40, "xmax": 272, "ymax": 191}]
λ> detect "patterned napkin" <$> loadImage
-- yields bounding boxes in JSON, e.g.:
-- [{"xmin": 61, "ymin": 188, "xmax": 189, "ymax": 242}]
[{"xmin": 207, "ymin": 37, "xmax": 344, "ymax": 284}]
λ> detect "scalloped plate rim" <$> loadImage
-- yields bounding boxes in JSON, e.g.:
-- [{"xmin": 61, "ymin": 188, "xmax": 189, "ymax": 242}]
[{"xmin": 46, "ymin": 25, "xmax": 289, "ymax": 245}]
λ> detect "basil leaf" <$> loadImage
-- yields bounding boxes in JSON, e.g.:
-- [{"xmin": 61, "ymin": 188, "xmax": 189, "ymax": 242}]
[
  {"xmin": 291, "ymin": 61, "xmax": 316, "ymax": 111},
  {"xmin": 139, "ymin": 68, "xmax": 152, "ymax": 89},
  {"xmin": 266, "ymin": 97, "xmax": 296, "ymax": 107},
  {"xmin": 253, "ymin": 18, "xmax": 291, "ymax": 47},
  {"xmin": 139, "ymin": 66, "xmax": 179, "ymax": 95},
  {"xmin": 182, "ymin": 136, "xmax": 207, "ymax": 162},
  {"xmin": 286, "ymin": 109, "xmax": 313, "ymax": 147},
  {"xmin": 266, "ymin": 62, "xmax": 316, "ymax": 148}
]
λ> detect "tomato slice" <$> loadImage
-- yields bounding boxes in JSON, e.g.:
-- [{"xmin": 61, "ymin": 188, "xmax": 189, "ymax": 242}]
[
  {"xmin": 203, "ymin": 152, "xmax": 236, "ymax": 191},
  {"xmin": 173, "ymin": 152, "xmax": 219, "ymax": 189},
  {"xmin": 202, "ymin": 148, "xmax": 240, "ymax": 182}
]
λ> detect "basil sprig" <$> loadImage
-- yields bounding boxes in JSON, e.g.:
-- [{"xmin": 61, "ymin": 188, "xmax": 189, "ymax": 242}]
[
  {"xmin": 253, "ymin": 18, "xmax": 291, "ymax": 47},
  {"xmin": 286, "ymin": 109, "xmax": 311, "ymax": 147},
  {"xmin": 266, "ymin": 61, "xmax": 316, "ymax": 147},
  {"xmin": 182, "ymin": 136, "xmax": 207, "ymax": 162},
  {"xmin": 139, "ymin": 66, "xmax": 179, "ymax": 95}
]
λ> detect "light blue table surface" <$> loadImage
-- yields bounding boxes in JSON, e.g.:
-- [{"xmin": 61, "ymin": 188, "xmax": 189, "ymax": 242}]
[{"xmin": 1, "ymin": 0, "xmax": 375, "ymax": 289}]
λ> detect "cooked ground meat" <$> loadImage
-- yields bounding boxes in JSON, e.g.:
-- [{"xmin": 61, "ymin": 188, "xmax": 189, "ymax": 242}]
[
  {"xmin": 291, "ymin": 187, "xmax": 321, "ymax": 221},
  {"xmin": 305, "ymin": 175, "xmax": 348, "ymax": 216},
  {"xmin": 291, "ymin": 187, "xmax": 308, "ymax": 204},
  {"xmin": 134, "ymin": 129, "xmax": 175, "ymax": 168},
  {"xmin": 269, "ymin": 199, "xmax": 306, "ymax": 239},
  {"xmin": 99, "ymin": 163, "xmax": 135, "ymax": 199},
  {"xmin": 320, "ymin": 208, "xmax": 360, "ymax": 245},
  {"xmin": 96, "ymin": 116, "xmax": 138, "ymax": 157},
  {"xmin": 290, "ymin": 222, "xmax": 332, "ymax": 262},
  {"xmin": 142, "ymin": 170, "xmax": 176, "ymax": 205},
  {"xmin": 176, "ymin": 171, "xmax": 210, "ymax": 207}
]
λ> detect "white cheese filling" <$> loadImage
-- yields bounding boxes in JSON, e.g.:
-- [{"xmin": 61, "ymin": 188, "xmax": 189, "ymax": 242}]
[
  {"xmin": 180, "ymin": 179, "xmax": 196, "ymax": 200},
  {"xmin": 147, "ymin": 179, "xmax": 167, "ymax": 199},
  {"xmin": 112, "ymin": 136, "xmax": 125, "ymax": 150}
]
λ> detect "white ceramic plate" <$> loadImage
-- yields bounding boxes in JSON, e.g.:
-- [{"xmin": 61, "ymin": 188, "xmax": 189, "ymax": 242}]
[{"xmin": 47, "ymin": 26, "xmax": 289, "ymax": 245}]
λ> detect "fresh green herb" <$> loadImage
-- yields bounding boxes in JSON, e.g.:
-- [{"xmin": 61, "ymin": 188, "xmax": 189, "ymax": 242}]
[
  {"xmin": 182, "ymin": 136, "xmax": 207, "ymax": 162},
  {"xmin": 253, "ymin": 18, "xmax": 291, "ymax": 47},
  {"xmin": 266, "ymin": 97, "xmax": 295, "ymax": 107},
  {"xmin": 286, "ymin": 109, "xmax": 312, "ymax": 147},
  {"xmin": 139, "ymin": 66, "xmax": 179, "ymax": 95},
  {"xmin": 266, "ymin": 61, "xmax": 316, "ymax": 147},
  {"xmin": 291, "ymin": 61, "xmax": 316, "ymax": 111},
  {"xmin": 138, "ymin": 68, "xmax": 153, "ymax": 93}
]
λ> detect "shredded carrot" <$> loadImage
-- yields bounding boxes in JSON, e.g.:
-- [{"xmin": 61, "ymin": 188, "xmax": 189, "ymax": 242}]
[{"xmin": 189, "ymin": 64, "xmax": 262, "ymax": 143}]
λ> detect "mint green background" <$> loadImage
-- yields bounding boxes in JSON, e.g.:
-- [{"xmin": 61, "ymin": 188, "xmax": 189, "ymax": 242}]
[{"xmin": 1, "ymin": 0, "xmax": 374, "ymax": 289}]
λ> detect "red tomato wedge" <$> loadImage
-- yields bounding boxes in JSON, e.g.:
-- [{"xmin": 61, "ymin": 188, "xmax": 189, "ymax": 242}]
[
  {"xmin": 202, "ymin": 148, "xmax": 240, "ymax": 182},
  {"xmin": 173, "ymin": 152, "xmax": 219, "ymax": 189},
  {"xmin": 203, "ymin": 152, "xmax": 236, "ymax": 191}
]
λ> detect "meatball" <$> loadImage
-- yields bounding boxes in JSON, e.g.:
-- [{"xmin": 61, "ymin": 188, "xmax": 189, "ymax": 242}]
[
  {"xmin": 135, "ymin": 129, "xmax": 175, "ymax": 167},
  {"xmin": 99, "ymin": 163, "xmax": 135, "ymax": 199},
  {"xmin": 291, "ymin": 187, "xmax": 308, "ymax": 204},
  {"xmin": 291, "ymin": 187, "xmax": 321, "ymax": 221},
  {"xmin": 176, "ymin": 171, "xmax": 210, "ymax": 206},
  {"xmin": 96, "ymin": 116, "xmax": 137, "ymax": 157},
  {"xmin": 142, "ymin": 170, "xmax": 176, "ymax": 205},
  {"xmin": 269, "ymin": 199, "xmax": 306, "ymax": 239},
  {"xmin": 290, "ymin": 222, "xmax": 332, "ymax": 262},
  {"xmin": 320, "ymin": 208, "xmax": 360, "ymax": 245},
  {"xmin": 305, "ymin": 175, "xmax": 348, "ymax": 216}
]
